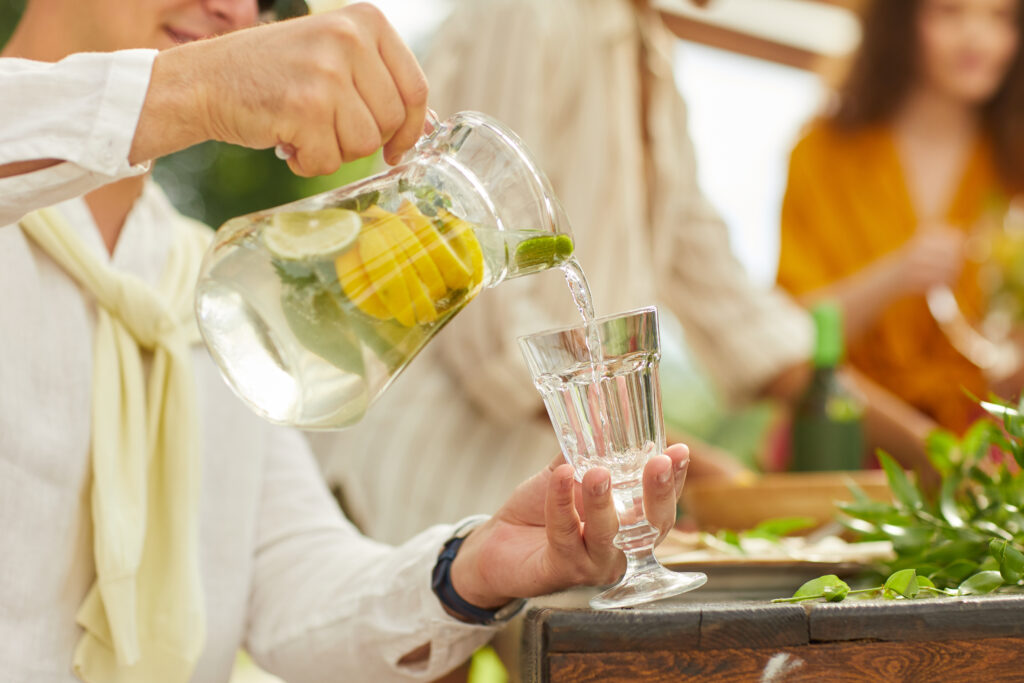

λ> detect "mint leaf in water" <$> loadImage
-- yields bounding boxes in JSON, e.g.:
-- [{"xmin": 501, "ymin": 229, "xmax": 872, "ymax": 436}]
[
  {"xmin": 336, "ymin": 189, "xmax": 380, "ymax": 213},
  {"xmin": 273, "ymin": 258, "xmax": 317, "ymax": 287}
]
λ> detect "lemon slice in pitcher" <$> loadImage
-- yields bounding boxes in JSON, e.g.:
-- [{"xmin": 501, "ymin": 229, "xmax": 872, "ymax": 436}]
[{"xmin": 264, "ymin": 208, "xmax": 361, "ymax": 261}]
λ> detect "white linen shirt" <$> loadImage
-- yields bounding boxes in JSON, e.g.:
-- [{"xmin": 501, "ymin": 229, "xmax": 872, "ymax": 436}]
[
  {"xmin": 0, "ymin": 50, "xmax": 156, "ymax": 225},
  {"xmin": 0, "ymin": 52, "xmax": 495, "ymax": 682}
]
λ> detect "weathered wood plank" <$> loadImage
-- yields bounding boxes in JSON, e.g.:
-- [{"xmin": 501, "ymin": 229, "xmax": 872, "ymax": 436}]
[
  {"xmin": 522, "ymin": 608, "xmax": 551, "ymax": 683},
  {"xmin": 548, "ymin": 637, "xmax": 1024, "ymax": 682},
  {"xmin": 809, "ymin": 596, "xmax": 1024, "ymax": 643},
  {"xmin": 531, "ymin": 602, "xmax": 810, "ymax": 654},
  {"xmin": 700, "ymin": 602, "xmax": 809, "ymax": 651},
  {"xmin": 540, "ymin": 606, "xmax": 702, "ymax": 653}
]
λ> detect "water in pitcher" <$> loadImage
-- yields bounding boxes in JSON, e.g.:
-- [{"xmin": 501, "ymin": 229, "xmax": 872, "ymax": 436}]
[{"xmin": 195, "ymin": 184, "xmax": 574, "ymax": 429}]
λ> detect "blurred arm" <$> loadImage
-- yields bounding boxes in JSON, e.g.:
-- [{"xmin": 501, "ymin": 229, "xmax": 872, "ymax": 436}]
[{"xmin": 648, "ymin": 67, "xmax": 812, "ymax": 405}]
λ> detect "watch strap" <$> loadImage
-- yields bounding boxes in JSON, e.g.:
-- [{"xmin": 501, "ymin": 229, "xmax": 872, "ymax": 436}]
[{"xmin": 431, "ymin": 524, "xmax": 526, "ymax": 626}]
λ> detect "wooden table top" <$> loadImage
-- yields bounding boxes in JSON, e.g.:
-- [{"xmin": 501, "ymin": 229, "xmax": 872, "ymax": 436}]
[{"xmin": 522, "ymin": 590, "xmax": 1024, "ymax": 682}]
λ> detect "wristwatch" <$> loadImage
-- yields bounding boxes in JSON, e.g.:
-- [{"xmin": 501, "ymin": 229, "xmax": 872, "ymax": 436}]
[{"xmin": 431, "ymin": 516, "xmax": 527, "ymax": 626}]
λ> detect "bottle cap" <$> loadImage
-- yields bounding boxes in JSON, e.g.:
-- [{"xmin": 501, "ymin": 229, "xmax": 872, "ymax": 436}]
[{"xmin": 812, "ymin": 301, "xmax": 844, "ymax": 368}]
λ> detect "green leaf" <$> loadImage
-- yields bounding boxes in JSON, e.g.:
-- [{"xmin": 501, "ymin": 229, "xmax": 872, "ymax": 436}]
[
  {"xmin": 990, "ymin": 539, "xmax": 1024, "ymax": 584},
  {"xmin": 847, "ymin": 478, "xmax": 870, "ymax": 502},
  {"xmin": 974, "ymin": 520, "xmax": 1014, "ymax": 541},
  {"xmin": 958, "ymin": 570, "xmax": 1004, "ymax": 596},
  {"xmin": 932, "ymin": 559, "xmax": 980, "ymax": 586},
  {"xmin": 335, "ymin": 189, "xmax": 380, "ymax": 213},
  {"xmin": 272, "ymin": 258, "xmax": 317, "ymax": 287},
  {"xmin": 980, "ymin": 555, "xmax": 1000, "ymax": 572},
  {"xmin": 749, "ymin": 516, "xmax": 817, "ymax": 538},
  {"xmin": 793, "ymin": 574, "xmax": 850, "ymax": 601},
  {"xmin": 884, "ymin": 568, "xmax": 919, "ymax": 598},
  {"xmin": 823, "ymin": 582, "xmax": 850, "ymax": 602},
  {"xmin": 925, "ymin": 429, "xmax": 958, "ymax": 475},
  {"xmin": 878, "ymin": 452, "xmax": 923, "ymax": 511},
  {"xmin": 916, "ymin": 575, "xmax": 936, "ymax": 589},
  {"xmin": 924, "ymin": 540, "xmax": 987, "ymax": 565},
  {"xmin": 1000, "ymin": 411, "xmax": 1024, "ymax": 445},
  {"xmin": 718, "ymin": 529, "xmax": 742, "ymax": 550},
  {"xmin": 938, "ymin": 471, "xmax": 965, "ymax": 529},
  {"xmin": 838, "ymin": 499, "xmax": 911, "ymax": 526},
  {"xmin": 962, "ymin": 421, "xmax": 1000, "ymax": 462},
  {"xmin": 889, "ymin": 525, "xmax": 934, "ymax": 555}
]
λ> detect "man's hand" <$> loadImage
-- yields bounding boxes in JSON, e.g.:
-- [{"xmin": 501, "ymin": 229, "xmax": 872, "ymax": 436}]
[
  {"xmin": 132, "ymin": 3, "xmax": 428, "ymax": 174},
  {"xmin": 449, "ymin": 444, "xmax": 690, "ymax": 609}
]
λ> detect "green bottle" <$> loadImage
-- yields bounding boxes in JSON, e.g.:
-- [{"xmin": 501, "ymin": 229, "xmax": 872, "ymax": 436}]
[{"xmin": 790, "ymin": 302, "xmax": 865, "ymax": 472}]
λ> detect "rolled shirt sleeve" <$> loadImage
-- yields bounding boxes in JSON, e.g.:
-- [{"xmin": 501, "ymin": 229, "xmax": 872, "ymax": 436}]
[
  {"xmin": 245, "ymin": 426, "xmax": 497, "ymax": 682},
  {"xmin": 0, "ymin": 49, "xmax": 156, "ymax": 225}
]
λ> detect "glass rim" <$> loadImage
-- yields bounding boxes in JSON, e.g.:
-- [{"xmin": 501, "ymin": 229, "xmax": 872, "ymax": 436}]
[{"xmin": 516, "ymin": 305, "xmax": 658, "ymax": 344}]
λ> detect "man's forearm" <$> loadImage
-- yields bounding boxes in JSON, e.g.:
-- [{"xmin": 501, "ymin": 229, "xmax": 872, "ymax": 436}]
[
  {"xmin": 0, "ymin": 158, "xmax": 61, "ymax": 179},
  {"xmin": 799, "ymin": 257, "xmax": 902, "ymax": 343},
  {"xmin": 128, "ymin": 45, "xmax": 209, "ymax": 165}
]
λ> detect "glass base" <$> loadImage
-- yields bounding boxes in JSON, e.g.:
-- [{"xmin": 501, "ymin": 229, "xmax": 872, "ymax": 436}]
[{"xmin": 589, "ymin": 568, "xmax": 707, "ymax": 610}]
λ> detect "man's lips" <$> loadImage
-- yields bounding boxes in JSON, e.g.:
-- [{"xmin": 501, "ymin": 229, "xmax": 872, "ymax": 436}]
[{"xmin": 163, "ymin": 26, "xmax": 203, "ymax": 44}]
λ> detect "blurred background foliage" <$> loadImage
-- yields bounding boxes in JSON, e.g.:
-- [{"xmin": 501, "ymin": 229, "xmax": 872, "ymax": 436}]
[{"xmin": 0, "ymin": 0, "xmax": 376, "ymax": 229}]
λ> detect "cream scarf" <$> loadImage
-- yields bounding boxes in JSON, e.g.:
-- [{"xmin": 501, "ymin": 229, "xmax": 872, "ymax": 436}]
[{"xmin": 20, "ymin": 205, "xmax": 211, "ymax": 683}]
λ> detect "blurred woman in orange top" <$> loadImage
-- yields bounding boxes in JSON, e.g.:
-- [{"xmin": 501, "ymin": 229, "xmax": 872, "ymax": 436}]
[{"xmin": 778, "ymin": 0, "xmax": 1024, "ymax": 433}]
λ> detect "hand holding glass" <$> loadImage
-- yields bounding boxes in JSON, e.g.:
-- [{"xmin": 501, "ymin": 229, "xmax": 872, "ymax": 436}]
[{"xmin": 518, "ymin": 306, "xmax": 706, "ymax": 609}]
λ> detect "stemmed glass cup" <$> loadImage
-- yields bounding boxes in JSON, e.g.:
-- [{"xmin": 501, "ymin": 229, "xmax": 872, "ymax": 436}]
[{"xmin": 518, "ymin": 306, "xmax": 706, "ymax": 609}]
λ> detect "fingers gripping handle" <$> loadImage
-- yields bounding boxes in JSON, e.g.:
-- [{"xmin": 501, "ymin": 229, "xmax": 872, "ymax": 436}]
[{"xmin": 273, "ymin": 108, "xmax": 440, "ymax": 162}]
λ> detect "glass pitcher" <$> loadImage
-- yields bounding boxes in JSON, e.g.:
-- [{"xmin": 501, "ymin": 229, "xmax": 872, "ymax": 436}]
[{"xmin": 195, "ymin": 111, "xmax": 575, "ymax": 429}]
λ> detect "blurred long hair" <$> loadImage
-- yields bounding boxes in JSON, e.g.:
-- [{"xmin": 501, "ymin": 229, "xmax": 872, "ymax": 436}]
[{"xmin": 831, "ymin": 0, "xmax": 1024, "ymax": 189}]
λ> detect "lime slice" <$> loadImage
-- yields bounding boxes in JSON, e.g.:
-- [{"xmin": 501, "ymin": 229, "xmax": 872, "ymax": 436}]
[
  {"xmin": 513, "ymin": 234, "xmax": 574, "ymax": 271},
  {"xmin": 264, "ymin": 208, "xmax": 361, "ymax": 261}
]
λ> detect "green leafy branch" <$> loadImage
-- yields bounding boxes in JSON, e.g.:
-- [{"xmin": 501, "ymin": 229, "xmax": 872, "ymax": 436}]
[
  {"xmin": 775, "ymin": 397, "xmax": 1024, "ymax": 603},
  {"xmin": 708, "ymin": 516, "xmax": 817, "ymax": 553},
  {"xmin": 772, "ymin": 567, "xmax": 1006, "ymax": 604}
]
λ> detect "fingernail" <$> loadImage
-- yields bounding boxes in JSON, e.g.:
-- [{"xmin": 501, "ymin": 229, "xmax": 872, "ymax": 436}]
[
  {"xmin": 658, "ymin": 468, "xmax": 671, "ymax": 485},
  {"xmin": 594, "ymin": 478, "xmax": 609, "ymax": 496},
  {"xmin": 560, "ymin": 475, "xmax": 572, "ymax": 493},
  {"xmin": 674, "ymin": 458, "xmax": 687, "ymax": 472}
]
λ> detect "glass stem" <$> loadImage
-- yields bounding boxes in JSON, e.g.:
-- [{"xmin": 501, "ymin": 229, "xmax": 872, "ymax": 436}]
[
  {"xmin": 623, "ymin": 544, "xmax": 662, "ymax": 578},
  {"xmin": 611, "ymin": 481, "xmax": 659, "ymax": 558}
]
